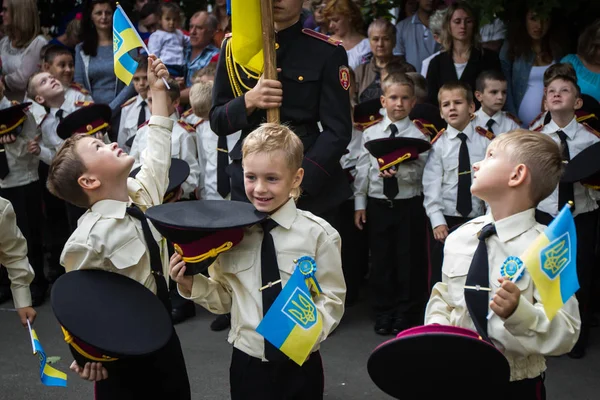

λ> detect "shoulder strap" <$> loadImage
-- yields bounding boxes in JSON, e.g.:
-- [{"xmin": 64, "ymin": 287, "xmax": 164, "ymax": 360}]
[
  {"xmin": 413, "ymin": 119, "xmax": 438, "ymax": 139},
  {"xmin": 177, "ymin": 119, "xmax": 196, "ymax": 133},
  {"xmin": 301, "ymin": 28, "xmax": 342, "ymax": 46},
  {"xmin": 475, "ymin": 126, "xmax": 495, "ymax": 141},
  {"xmin": 431, "ymin": 128, "xmax": 446, "ymax": 145},
  {"xmin": 582, "ymin": 122, "xmax": 600, "ymax": 139}
]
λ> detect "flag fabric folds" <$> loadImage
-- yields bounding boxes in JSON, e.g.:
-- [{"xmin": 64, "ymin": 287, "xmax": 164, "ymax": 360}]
[
  {"xmin": 521, "ymin": 203, "xmax": 578, "ymax": 320},
  {"xmin": 230, "ymin": 0, "xmax": 264, "ymax": 74},
  {"xmin": 31, "ymin": 329, "xmax": 67, "ymax": 387},
  {"xmin": 256, "ymin": 259, "xmax": 323, "ymax": 366},
  {"xmin": 113, "ymin": 5, "xmax": 145, "ymax": 85}
]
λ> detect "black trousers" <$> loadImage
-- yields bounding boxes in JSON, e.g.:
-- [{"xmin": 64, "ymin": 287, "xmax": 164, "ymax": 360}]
[
  {"xmin": 428, "ymin": 215, "xmax": 471, "ymax": 290},
  {"xmin": 536, "ymin": 209, "xmax": 598, "ymax": 347},
  {"xmin": 95, "ymin": 329, "xmax": 190, "ymax": 400},
  {"xmin": 504, "ymin": 375, "xmax": 546, "ymax": 400},
  {"xmin": 230, "ymin": 347, "xmax": 324, "ymax": 400},
  {"xmin": 338, "ymin": 199, "xmax": 369, "ymax": 304},
  {"xmin": 367, "ymin": 196, "xmax": 428, "ymax": 318},
  {"xmin": 0, "ymin": 181, "xmax": 46, "ymax": 289}
]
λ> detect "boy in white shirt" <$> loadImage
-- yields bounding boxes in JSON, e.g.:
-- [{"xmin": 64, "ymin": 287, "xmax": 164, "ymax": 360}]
[
  {"xmin": 118, "ymin": 58, "xmax": 151, "ymax": 150},
  {"xmin": 473, "ymin": 70, "xmax": 520, "ymax": 135}
]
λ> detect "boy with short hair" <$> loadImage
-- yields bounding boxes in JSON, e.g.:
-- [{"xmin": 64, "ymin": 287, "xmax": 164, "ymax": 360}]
[
  {"xmin": 426, "ymin": 130, "xmax": 580, "ymax": 397},
  {"xmin": 170, "ymin": 123, "xmax": 346, "ymax": 400},
  {"xmin": 423, "ymin": 81, "xmax": 494, "ymax": 287},
  {"xmin": 473, "ymin": 70, "xmax": 520, "ymax": 135},
  {"xmin": 129, "ymin": 79, "xmax": 203, "ymax": 199},
  {"xmin": 534, "ymin": 68, "xmax": 600, "ymax": 359},
  {"xmin": 354, "ymin": 73, "xmax": 430, "ymax": 334},
  {"xmin": 118, "ymin": 58, "xmax": 151, "ymax": 150},
  {"xmin": 47, "ymin": 56, "xmax": 191, "ymax": 399}
]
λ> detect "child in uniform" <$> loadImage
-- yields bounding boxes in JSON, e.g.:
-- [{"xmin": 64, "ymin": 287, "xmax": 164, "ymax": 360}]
[
  {"xmin": 426, "ymin": 130, "xmax": 581, "ymax": 397},
  {"xmin": 148, "ymin": 2, "xmax": 190, "ymax": 78},
  {"xmin": 423, "ymin": 81, "xmax": 494, "ymax": 287},
  {"xmin": 170, "ymin": 123, "xmax": 346, "ymax": 400},
  {"xmin": 354, "ymin": 73, "xmax": 430, "ymax": 334},
  {"xmin": 46, "ymin": 55, "xmax": 191, "ymax": 399},
  {"xmin": 533, "ymin": 66, "xmax": 600, "ymax": 359},
  {"xmin": 118, "ymin": 58, "xmax": 151, "ymax": 150},
  {"xmin": 473, "ymin": 70, "xmax": 520, "ymax": 135},
  {"xmin": 129, "ymin": 79, "xmax": 202, "ymax": 199}
]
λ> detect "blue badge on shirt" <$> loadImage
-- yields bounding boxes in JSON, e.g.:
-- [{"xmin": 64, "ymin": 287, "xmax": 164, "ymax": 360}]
[
  {"xmin": 500, "ymin": 256, "xmax": 524, "ymax": 281},
  {"xmin": 296, "ymin": 256, "xmax": 323, "ymax": 295}
]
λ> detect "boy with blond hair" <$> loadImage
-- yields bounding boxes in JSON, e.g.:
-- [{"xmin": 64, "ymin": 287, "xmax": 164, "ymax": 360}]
[
  {"xmin": 170, "ymin": 123, "xmax": 346, "ymax": 400},
  {"xmin": 46, "ymin": 56, "xmax": 190, "ymax": 399},
  {"xmin": 426, "ymin": 130, "xmax": 580, "ymax": 397}
]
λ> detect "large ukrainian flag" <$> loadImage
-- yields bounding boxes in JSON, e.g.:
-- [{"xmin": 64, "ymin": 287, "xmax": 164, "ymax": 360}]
[
  {"xmin": 230, "ymin": 0, "xmax": 263, "ymax": 74},
  {"xmin": 522, "ymin": 203, "xmax": 578, "ymax": 320},
  {"xmin": 113, "ymin": 5, "xmax": 145, "ymax": 85},
  {"xmin": 256, "ymin": 261, "xmax": 323, "ymax": 366}
]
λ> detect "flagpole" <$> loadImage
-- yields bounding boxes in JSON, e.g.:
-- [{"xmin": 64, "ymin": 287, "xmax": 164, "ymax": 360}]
[
  {"xmin": 115, "ymin": 3, "xmax": 170, "ymax": 89},
  {"xmin": 260, "ymin": 0, "xmax": 280, "ymax": 123}
]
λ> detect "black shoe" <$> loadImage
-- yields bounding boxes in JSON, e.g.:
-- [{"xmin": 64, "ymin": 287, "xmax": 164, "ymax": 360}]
[
  {"xmin": 0, "ymin": 286, "xmax": 11, "ymax": 304},
  {"xmin": 31, "ymin": 285, "xmax": 48, "ymax": 307},
  {"xmin": 210, "ymin": 314, "xmax": 230, "ymax": 331},
  {"xmin": 171, "ymin": 301, "xmax": 196, "ymax": 325},
  {"xmin": 374, "ymin": 316, "xmax": 393, "ymax": 335},
  {"xmin": 391, "ymin": 318, "xmax": 410, "ymax": 335}
]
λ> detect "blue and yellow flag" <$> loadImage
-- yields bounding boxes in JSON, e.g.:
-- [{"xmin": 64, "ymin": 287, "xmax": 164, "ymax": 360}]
[
  {"xmin": 230, "ymin": 0, "xmax": 263, "ymax": 74},
  {"xmin": 31, "ymin": 329, "xmax": 67, "ymax": 387},
  {"xmin": 521, "ymin": 203, "xmax": 578, "ymax": 320},
  {"xmin": 256, "ymin": 257, "xmax": 323, "ymax": 366},
  {"xmin": 113, "ymin": 5, "xmax": 145, "ymax": 85}
]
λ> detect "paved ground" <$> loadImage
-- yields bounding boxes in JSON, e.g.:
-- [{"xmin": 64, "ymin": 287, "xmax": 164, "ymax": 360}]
[{"xmin": 1, "ymin": 299, "xmax": 599, "ymax": 399}]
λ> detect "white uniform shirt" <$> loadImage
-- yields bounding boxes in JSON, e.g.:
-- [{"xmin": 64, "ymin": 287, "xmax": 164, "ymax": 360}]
[
  {"xmin": 178, "ymin": 198, "xmax": 346, "ymax": 361},
  {"xmin": 194, "ymin": 118, "xmax": 240, "ymax": 200},
  {"xmin": 354, "ymin": 116, "xmax": 430, "ymax": 210},
  {"xmin": 38, "ymin": 97, "xmax": 84, "ymax": 165},
  {"xmin": 537, "ymin": 118, "xmax": 600, "ymax": 217},
  {"xmin": 423, "ymin": 122, "xmax": 491, "ymax": 228},
  {"xmin": 130, "ymin": 113, "xmax": 203, "ymax": 197},
  {"xmin": 118, "ymin": 95, "xmax": 150, "ymax": 150},
  {"xmin": 426, "ymin": 209, "xmax": 580, "ymax": 381},
  {"xmin": 473, "ymin": 109, "xmax": 520, "ymax": 136}
]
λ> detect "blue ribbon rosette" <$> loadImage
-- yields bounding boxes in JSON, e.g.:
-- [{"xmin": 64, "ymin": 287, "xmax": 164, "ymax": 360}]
[
  {"xmin": 296, "ymin": 256, "xmax": 322, "ymax": 296},
  {"xmin": 500, "ymin": 256, "xmax": 525, "ymax": 282}
]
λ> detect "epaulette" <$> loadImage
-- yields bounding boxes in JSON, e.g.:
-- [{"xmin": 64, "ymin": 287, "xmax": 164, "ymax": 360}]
[
  {"xmin": 70, "ymin": 82, "xmax": 90, "ymax": 95},
  {"xmin": 353, "ymin": 116, "xmax": 382, "ymax": 132},
  {"xmin": 177, "ymin": 120, "xmax": 196, "ymax": 133},
  {"xmin": 120, "ymin": 96, "xmax": 137, "ymax": 109},
  {"xmin": 413, "ymin": 119, "xmax": 438, "ymax": 140},
  {"xmin": 75, "ymin": 100, "xmax": 94, "ymax": 107},
  {"xmin": 301, "ymin": 28, "xmax": 341, "ymax": 46},
  {"xmin": 582, "ymin": 122, "xmax": 600, "ymax": 139},
  {"xmin": 532, "ymin": 124, "xmax": 543, "ymax": 132},
  {"xmin": 193, "ymin": 119, "xmax": 205, "ymax": 129},
  {"xmin": 505, "ymin": 112, "xmax": 522, "ymax": 126},
  {"xmin": 182, "ymin": 108, "xmax": 194, "ymax": 118},
  {"xmin": 470, "ymin": 113, "xmax": 476, "ymax": 121},
  {"xmin": 528, "ymin": 112, "xmax": 546, "ymax": 129},
  {"xmin": 138, "ymin": 120, "xmax": 149, "ymax": 130},
  {"xmin": 431, "ymin": 128, "xmax": 446, "ymax": 145},
  {"xmin": 576, "ymin": 110, "xmax": 598, "ymax": 123},
  {"xmin": 476, "ymin": 126, "xmax": 495, "ymax": 141}
]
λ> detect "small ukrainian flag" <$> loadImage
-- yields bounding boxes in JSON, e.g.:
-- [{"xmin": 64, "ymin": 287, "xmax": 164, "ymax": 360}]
[
  {"xmin": 31, "ymin": 329, "xmax": 67, "ymax": 387},
  {"xmin": 113, "ymin": 4, "xmax": 145, "ymax": 85}
]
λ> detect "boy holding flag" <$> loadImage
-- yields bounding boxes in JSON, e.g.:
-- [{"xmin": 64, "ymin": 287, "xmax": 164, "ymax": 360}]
[
  {"xmin": 170, "ymin": 123, "xmax": 346, "ymax": 400},
  {"xmin": 425, "ymin": 130, "xmax": 580, "ymax": 398}
]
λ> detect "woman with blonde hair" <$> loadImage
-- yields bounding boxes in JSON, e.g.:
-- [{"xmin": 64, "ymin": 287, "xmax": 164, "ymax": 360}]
[
  {"xmin": 0, "ymin": 0, "xmax": 48, "ymax": 101},
  {"xmin": 324, "ymin": 0, "xmax": 370, "ymax": 70}
]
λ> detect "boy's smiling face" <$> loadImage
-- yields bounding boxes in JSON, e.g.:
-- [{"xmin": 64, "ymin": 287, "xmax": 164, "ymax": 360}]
[
  {"xmin": 45, "ymin": 54, "xmax": 75, "ymax": 87},
  {"xmin": 243, "ymin": 150, "xmax": 303, "ymax": 214}
]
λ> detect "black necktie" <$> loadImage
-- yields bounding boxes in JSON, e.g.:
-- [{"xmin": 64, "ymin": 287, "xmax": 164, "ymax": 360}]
[
  {"xmin": 557, "ymin": 130, "xmax": 575, "ymax": 212},
  {"xmin": 383, "ymin": 123, "xmax": 399, "ymax": 200},
  {"xmin": 56, "ymin": 109, "xmax": 64, "ymax": 123},
  {"xmin": 464, "ymin": 223, "xmax": 496, "ymax": 342},
  {"xmin": 0, "ymin": 144, "xmax": 9, "ymax": 179},
  {"xmin": 486, "ymin": 119, "xmax": 495, "ymax": 134},
  {"xmin": 126, "ymin": 204, "xmax": 172, "ymax": 313},
  {"xmin": 456, "ymin": 132, "xmax": 472, "ymax": 217},
  {"xmin": 217, "ymin": 135, "xmax": 230, "ymax": 198},
  {"xmin": 137, "ymin": 101, "xmax": 147, "ymax": 128},
  {"xmin": 260, "ymin": 219, "xmax": 284, "ymax": 361}
]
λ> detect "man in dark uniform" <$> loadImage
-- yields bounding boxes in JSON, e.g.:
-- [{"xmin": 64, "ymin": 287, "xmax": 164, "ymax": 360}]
[{"xmin": 210, "ymin": 0, "xmax": 352, "ymax": 220}]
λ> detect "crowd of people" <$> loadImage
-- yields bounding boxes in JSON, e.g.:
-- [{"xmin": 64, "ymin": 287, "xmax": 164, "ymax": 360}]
[{"xmin": 0, "ymin": 0, "xmax": 600, "ymax": 398}]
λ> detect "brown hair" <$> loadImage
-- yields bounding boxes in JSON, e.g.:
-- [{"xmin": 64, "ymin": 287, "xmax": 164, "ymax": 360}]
[
  {"xmin": 543, "ymin": 63, "xmax": 581, "ymax": 97},
  {"xmin": 164, "ymin": 78, "xmax": 180, "ymax": 102},
  {"xmin": 381, "ymin": 72, "xmax": 415, "ymax": 96},
  {"xmin": 488, "ymin": 130, "xmax": 563, "ymax": 205},
  {"xmin": 577, "ymin": 19, "xmax": 600, "ymax": 66},
  {"xmin": 438, "ymin": 81, "xmax": 474, "ymax": 105},
  {"xmin": 191, "ymin": 63, "xmax": 217, "ymax": 83},
  {"xmin": 440, "ymin": 1, "xmax": 480, "ymax": 52},
  {"xmin": 47, "ymin": 134, "xmax": 91, "ymax": 208},
  {"xmin": 323, "ymin": 0, "xmax": 364, "ymax": 35},
  {"xmin": 242, "ymin": 123, "xmax": 304, "ymax": 200},
  {"xmin": 189, "ymin": 81, "xmax": 213, "ymax": 119},
  {"xmin": 4, "ymin": 0, "xmax": 40, "ymax": 48}
]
